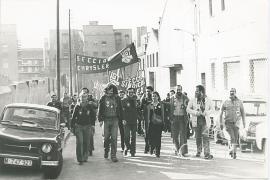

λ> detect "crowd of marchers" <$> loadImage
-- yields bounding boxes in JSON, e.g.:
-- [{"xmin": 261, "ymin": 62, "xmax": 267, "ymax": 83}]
[{"xmin": 46, "ymin": 84, "xmax": 246, "ymax": 165}]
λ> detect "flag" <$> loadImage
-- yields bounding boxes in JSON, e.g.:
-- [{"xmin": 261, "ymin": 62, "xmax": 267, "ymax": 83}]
[{"xmin": 108, "ymin": 43, "xmax": 139, "ymax": 70}]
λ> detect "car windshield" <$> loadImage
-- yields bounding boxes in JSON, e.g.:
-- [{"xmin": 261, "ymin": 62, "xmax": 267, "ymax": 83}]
[
  {"xmin": 1, "ymin": 107, "xmax": 57, "ymax": 129},
  {"xmin": 244, "ymin": 101, "xmax": 267, "ymax": 117}
]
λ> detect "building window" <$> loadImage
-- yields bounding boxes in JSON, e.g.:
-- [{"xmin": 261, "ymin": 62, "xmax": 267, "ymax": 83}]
[
  {"xmin": 149, "ymin": 55, "xmax": 152, "ymax": 67},
  {"xmin": 93, "ymin": 51, "xmax": 98, "ymax": 57},
  {"xmin": 201, "ymin": 73, "xmax": 206, "ymax": 89},
  {"xmin": 249, "ymin": 58, "xmax": 267, "ymax": 94},
  {"xmin": 101, "ymin": 41, "xmax": 107, "ymax": 46},
  {"xmin": 102, "ymin": 51, "xmax": 107, "ymax": 57},
  {"xmin": 93, "ymin": 41, "xmax": 98, "ymax": 46},
  {"xmin": 170, "ymin": 68, "xmax": 177, "ymax": 87},
  {"xmin": 209, "ymin": 0, "xmax": 213, "ymax": 17},
  {"xmin": 221, "ymin": 0, "xmax": 225, "ymax": 11},
  {"xmin": 147, "ymin": 55, "xmax": 149, "ymax": 68},
  {"xmin": 211, "ymin": 63, "xmax": 215, "ymax": 88},
  {"xmin": 149, "ymin": 72, "xmax": 155, "ymax": 89},
  {"xmin": 142, "ymin": 58, "xmax": 145, "ymax": 70},
  {"xmin": 152, "ymin": 53, "xmax": 156, "ymax": 67},
  {"xmin": 156, "ymin": 52, "xmax": 159, "ymax": 67}
]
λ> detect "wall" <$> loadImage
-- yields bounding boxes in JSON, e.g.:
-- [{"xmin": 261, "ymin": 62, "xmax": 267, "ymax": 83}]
[{"xmin": 0, "ymin": 78, "xmax": 56, "ymax": 113}]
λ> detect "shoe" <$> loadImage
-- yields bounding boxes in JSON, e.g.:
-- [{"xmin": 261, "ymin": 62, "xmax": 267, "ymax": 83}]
[
  {"xmin": 124, "ymin": 150, "xmax": 128, "ymax": 156},
  {"xmin": 229, "ymin": 151, "xmax": 233, "ymax": 157},
  {"xmin": 144, "ymin": 150, "xmax": 149, "ymax": 154},
  {"xmin": 181, "ymin": 153, "xmax": 189, "ymax": 157},
  {"xmin": 156, "ymin": 154, "xmax": 160, "ymax": 158},
  {"xmin": 83, "ymin": 159, "xmax": 88, "ymax": 162},
  {"xmin": 78, "ymin": 161, "xmax": 83, "ymax": 165},
  {"xmin": 89, "ymin": 150, "xmax": 93, "ymax": 156},
  {"xmin": 111, "ymin": 158, "xmax": 118, "ymax": 162},
  {"xmin": 131, "ymin": 153, "xmax": 135, "ymax": 157},
  {"xmin": 233, "ymin": 153, "xmax": 236, "ymax": 159},
  {"xmin": 195, "ymin": 152, "xmax": 201, "ymax": 157},
  {"xmin": 104, "ymin": 152, "xmax": 109, "ymax": 159},
  {"xmin": 204, "ymin": 154, "xmax": 213, "ymax": 160}
]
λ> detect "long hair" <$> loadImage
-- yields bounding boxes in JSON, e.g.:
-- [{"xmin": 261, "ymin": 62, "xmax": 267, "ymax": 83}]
[
  {"xmin": 196, "ymin": 85, "xmax": 205, "ymax": 95},
  {"xmin": 104, "ymin": 83, "xmax": 118, "ymax": 95},
  {"xmin": 153, "ymin": 91, "xmax": 161, "ymax": 101}
]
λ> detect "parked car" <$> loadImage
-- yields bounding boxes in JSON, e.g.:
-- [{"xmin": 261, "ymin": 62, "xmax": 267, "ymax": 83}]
[
  {"xmin": 0, "ymin": 103, "xmax": 66, "ymax": 179},
  {"xmin": 211, "ymin": 96, "xmax": 267, "ymax": 152},
  {"xmin": 255, "ymin": 120, "xmax": 267, "ymax": 153},
  {"xmin": 239, "ymin": 97, "xmax": 267, "ymax": 152}
]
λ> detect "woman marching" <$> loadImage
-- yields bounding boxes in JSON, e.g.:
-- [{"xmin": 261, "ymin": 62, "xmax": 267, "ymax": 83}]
[{"xmin": 148, "ymin": 91, "xmax": 165, "ymax": 158}]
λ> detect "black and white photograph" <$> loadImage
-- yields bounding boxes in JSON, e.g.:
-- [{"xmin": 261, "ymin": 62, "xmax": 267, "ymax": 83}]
[{"xmin": 0, "ymin": 0, "xmax": 268, "ymax": 179}]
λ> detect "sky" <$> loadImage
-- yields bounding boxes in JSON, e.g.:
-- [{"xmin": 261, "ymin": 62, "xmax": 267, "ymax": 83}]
[{"xmin": 1, "ymin": 0, "xmax": 167, "ymax": 48}]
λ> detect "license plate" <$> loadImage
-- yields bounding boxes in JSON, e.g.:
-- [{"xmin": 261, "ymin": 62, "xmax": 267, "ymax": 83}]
[{"xmin": 4, "ymin": 158, "xmax": 32, "ymax": 166}]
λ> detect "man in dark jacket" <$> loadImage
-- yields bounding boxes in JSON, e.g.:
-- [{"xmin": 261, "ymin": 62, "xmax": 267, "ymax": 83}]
[
  {"xmin": 47, "ymin": 94, "xmax": 63, "ymax": 123},
  {"xmin": 47, "ymin": 94, "xmax": 62, "ymax": 110},
  {"xmin": 98, "ymin": 84, "xmax": 123, "ymax": 162},
  {"xmin": 71, "ymin": 88, "xmax": 96, "ymax": 165},
  {"xmin": 140, "ymin": 86, "xmax": 153, "ymax": 153},
  {"xmin": 122, "ymin": 87, "xmax": 138, "ymax": 157},
  {"xmin": 118, "ymin": 90, "xmax": 126, "ymax": 152}
]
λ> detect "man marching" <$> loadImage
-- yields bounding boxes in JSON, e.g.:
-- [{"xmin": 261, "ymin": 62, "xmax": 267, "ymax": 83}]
[{"xmin": 122, "ymin": 87, "xmax": 138, "ymax": 157}]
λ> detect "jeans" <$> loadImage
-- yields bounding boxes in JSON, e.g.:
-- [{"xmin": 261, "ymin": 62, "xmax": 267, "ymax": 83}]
[
  {"xmin": 89, "ymin": 126, "xmax": 95, "ymax": 152},
  {"xmin": 118, "ymin": 120, "xmax": 125, "ymax": 151},
  {"xmin": 225, "ymin": 122, "xmax": 239, "ymax": 144},
  {"xmin": 104, "ymin": 118, "xmax": 119, "ymax": 158},
  {"xmin": 124, "ymin": 124, "xmax": 137, "ymax": 154},
  {"xmin": 75, "ymin": 124, "xmax": 91, "ymax": 162},
  {"xmin": 172, "ymin": 115, "xmax": 188, "ymax": 154},
  {"xmin": 194, "ymin": 121, "xmax": 210, "ymax": 155}
]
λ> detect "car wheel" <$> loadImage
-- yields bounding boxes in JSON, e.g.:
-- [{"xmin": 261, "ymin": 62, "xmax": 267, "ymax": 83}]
[
  {"xmin": 43, "ymin": 151, "xmax": 63, "ymax": 179},
  {"xmin": 262, "ymin": 139, "xmax": 267, "ymax": 153},
  {"xmin": 239, "ymin": 138, "xmax": 248, "ymax": 152}
]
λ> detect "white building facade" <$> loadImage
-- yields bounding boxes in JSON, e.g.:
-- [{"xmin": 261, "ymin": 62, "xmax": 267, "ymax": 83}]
[
  {"xmin": 156, "ymin": 0, "xmax": 268, "ymax": 98},
  {"xmin": 198, "ymin": 0, "xmax": 268, "ymax": 98}
]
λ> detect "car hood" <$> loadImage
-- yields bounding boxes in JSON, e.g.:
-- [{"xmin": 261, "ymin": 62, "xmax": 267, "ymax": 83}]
[
  {"xmin": 246, "ymin": 116, "xmax": 267, "ymax": 124},
  {"xmin": 0, "ymin": 125, "xmax": 58, "ymax": 142}
]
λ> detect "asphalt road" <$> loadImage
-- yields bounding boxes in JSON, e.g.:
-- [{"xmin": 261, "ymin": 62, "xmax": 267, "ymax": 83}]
[{"xmin": 0, "ymin": 125, "xmax": 268, "ymax": 180}]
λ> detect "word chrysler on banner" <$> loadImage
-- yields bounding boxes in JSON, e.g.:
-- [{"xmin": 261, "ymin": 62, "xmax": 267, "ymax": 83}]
[{"xmin": 76, "ymin": 43, "xmax": 139, "ymax": 74}]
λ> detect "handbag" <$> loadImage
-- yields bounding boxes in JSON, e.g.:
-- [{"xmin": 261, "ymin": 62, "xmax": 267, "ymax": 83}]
[
  {"xmin": 152, "ymin": 113, "xmax": 163, "ymax": 125},
  {"xmin": 187, "ymin": 121, "xmax": 194, "ymax": 139}
]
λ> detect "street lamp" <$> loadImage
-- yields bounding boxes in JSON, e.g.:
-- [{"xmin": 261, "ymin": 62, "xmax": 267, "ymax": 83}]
[{"xmin": 174, "ymin": 28, "xmax": 199, "ymax": 83}]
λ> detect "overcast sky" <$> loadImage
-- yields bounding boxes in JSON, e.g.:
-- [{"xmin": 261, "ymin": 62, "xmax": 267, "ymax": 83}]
[{"xmin": 1, "ymin": 0, "xmax": 166, "ymax": 48}]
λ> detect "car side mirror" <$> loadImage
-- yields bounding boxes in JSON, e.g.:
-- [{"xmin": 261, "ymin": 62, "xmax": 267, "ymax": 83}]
[{"xmin": 60, "ymin": 123, "xmax": 66, "ymax": 128}]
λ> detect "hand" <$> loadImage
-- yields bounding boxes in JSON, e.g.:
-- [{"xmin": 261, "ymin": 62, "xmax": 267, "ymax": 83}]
[
  {"xmin": 122, "ymin": 120, "xmax": 127, "ymax": 125},
  {"xmin": 91, "ymin": 125, "xmax": 95, "ymax": 134},
  {"xmin": 99, "ymin": 121, "xmax": 103, "ymax": 127}
]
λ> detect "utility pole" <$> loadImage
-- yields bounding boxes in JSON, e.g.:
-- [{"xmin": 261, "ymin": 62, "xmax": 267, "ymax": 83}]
[
  {"xmin": 56, "ymin": 0, "xmax": 61, "ymax": 99},
  {"xmin": 194, "ymin": 0, "xmax": 199, "ymax": 84},
  {"xmin": 68, "ymin": 9, "xmax": 73, "ymax": 96}
]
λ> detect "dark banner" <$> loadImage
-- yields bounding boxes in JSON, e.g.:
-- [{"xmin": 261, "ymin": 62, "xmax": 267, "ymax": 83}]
[
  {"xmin": 76, "ymin": 43, "xmax": 139, "ymax": 74},
  {"xmin": 76, "ymin": 55, "xmax": 109, "ymax": 74}
]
